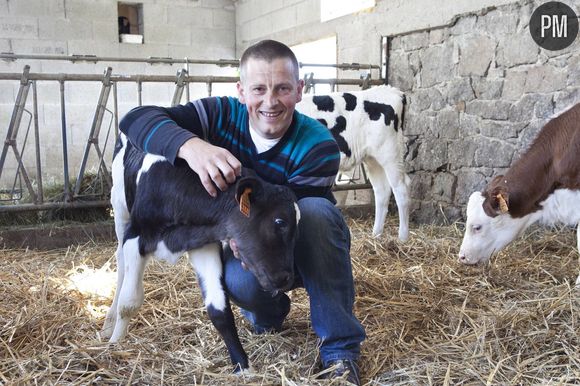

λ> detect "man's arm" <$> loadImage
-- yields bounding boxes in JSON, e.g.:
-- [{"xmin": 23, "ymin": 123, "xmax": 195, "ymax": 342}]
[{"xmin": 119, "ymin": 102, "xmax": 241, "ymax": 197}]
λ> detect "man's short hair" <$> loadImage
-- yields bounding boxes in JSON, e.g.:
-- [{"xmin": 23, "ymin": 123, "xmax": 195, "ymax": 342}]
[{"xmin": 240, "ymin": 40, "xmax": 300, "ymax": 81}]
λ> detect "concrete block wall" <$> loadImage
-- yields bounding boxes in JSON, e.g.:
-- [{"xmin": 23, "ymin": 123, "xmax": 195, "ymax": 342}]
[{"xmin": 0, "ymin": 0, "xmax": 237, "ymax": 189}]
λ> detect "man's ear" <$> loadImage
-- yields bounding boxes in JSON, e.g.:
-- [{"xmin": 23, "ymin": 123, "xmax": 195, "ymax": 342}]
[
  {"xmin": 296, "ymin": 79, "xmax": 305, "ymax": 102},
  {"xmin": 237, "ymin": 81, "xmax": 246, "ymax": 104}
]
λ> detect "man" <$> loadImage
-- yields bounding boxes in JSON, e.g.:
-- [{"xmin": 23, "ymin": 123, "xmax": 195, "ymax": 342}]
[{"xmin": 119, "ymin": 39, "xmax": 365, "ymax": 384}]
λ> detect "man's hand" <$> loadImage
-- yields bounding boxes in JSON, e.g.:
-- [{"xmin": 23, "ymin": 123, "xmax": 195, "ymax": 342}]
[
  {"xmin": 178, "ymin": 137, "xmax": 242, "ymax": 197},
  {"xmin": 229, "ymin": 239, "xmax": 248, "ymax": 270}
]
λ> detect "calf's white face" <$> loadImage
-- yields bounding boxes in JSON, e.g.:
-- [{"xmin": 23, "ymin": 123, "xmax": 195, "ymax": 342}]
[{"xmin": 459, "ymin": 192, "xmax": 528, "ymax": 265}]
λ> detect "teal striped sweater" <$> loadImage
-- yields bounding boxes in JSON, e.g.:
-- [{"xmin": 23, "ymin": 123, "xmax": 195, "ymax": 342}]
[{"xmin": 119, "ymin": 96, "xmax": 340, "ymax": 202}]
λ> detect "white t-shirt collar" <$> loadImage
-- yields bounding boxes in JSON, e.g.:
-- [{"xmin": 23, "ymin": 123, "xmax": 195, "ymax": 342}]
[{"xmin": 249, "ymin": 124, "xmax": 281, "ymax": 154}]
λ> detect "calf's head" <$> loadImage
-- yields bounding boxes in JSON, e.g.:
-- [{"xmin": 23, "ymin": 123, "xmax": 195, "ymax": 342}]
[
  {"xmin": 227, "ymin": 176, "xmax": 299, "ymax": 292},
  {"xmin": 458, "ymin": 183, "xmax": 529, "ymax": 265}
]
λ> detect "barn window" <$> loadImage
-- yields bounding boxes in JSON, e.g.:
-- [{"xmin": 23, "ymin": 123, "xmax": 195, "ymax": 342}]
[
  {"xmin": 320, "ymin": 0, "xmax": 375, "ymax": 22},
  {"xmin": 292, "ymin": 36, "xmax": 337, "ymax": 94},
  {"xmin": 118, "ymin": 2, "xmax": 144, "ymax": 44}
]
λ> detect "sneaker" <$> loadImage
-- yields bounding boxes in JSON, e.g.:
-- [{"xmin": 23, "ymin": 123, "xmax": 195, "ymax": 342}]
[{"xmin": 319, "ymin": 359, "xmax": 360, "ymax": 385}]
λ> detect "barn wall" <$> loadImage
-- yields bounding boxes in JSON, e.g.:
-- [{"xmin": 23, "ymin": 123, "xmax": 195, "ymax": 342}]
[
  {"xmin": 2, "ymin": 0, "xmax": 579, "ymax": 224},
  {"xmin": 234, "ymin": 0, "xmax": 516, "ymax": 79},
  {"xmin": 0, "ymin": 0, "xmax": 237, "ymax": 186},
  {"xmin": 235, "ymin": 0, "xmax": 580, "ymax": 224},
  {"xmin": 0, "ymin": 0, "xmax": 236, "ymax": 72}
]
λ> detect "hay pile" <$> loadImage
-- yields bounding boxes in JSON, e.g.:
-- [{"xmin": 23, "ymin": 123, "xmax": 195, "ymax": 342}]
[{"xmin": 1, "ymin": 217, "xmax": 578, "ymax": 385}]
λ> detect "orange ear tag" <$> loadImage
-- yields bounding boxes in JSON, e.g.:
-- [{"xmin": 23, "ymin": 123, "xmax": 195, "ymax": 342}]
[
  {"xmin": 496, "ymin": 193, "xmax": 509, "ymax": 213},
  {"xmin": 239, "ymin": 187, "xmax": 252, "ymax": 217}
]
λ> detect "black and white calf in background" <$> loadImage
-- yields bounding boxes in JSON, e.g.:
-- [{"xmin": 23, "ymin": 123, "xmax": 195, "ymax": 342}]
[
  {"xmin": 101, "ymin": 133, "xmax": 300, "ymax": 371},
  {"xmin": 296, "ymin": 85, "xmax": 411, "ymax": 241}
]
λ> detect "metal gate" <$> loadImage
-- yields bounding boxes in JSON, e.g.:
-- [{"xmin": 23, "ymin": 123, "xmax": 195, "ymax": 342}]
[{"xmin": 0, "ymin": 54, "xmax": 383, "ymax": 214}]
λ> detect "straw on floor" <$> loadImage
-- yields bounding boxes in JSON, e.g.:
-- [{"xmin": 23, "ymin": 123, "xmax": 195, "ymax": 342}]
[{"xmin": 1, "ymin": 217, "xmax": 578, "ymax": 385}]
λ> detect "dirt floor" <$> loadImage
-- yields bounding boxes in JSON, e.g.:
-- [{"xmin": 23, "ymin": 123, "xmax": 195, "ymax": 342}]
[{"xmin": 0, "ymin": 216, "xmax": 578, "ymax": 385}]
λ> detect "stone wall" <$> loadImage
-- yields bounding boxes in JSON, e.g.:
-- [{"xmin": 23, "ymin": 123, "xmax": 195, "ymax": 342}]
[{"xmin": 388, "ymin": 0, "xmax": 580, "ymax": 224}]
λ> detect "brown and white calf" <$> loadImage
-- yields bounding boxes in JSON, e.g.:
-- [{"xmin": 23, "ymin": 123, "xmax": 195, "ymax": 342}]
[
  {"xmin": 101, "ymin": 134, "xmax": 300, "ymax": 371},
  {"xmin": 459, "ymin": 103, "xmax": 580, "ymax": 285},
  {"xmin": 297, "ymin": 85, "xmax": 411, "ymax": 241}
]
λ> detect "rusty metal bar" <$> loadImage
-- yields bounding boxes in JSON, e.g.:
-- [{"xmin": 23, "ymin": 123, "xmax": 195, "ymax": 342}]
[
  {"xmin": 0, "ymin": 66, "xmax": 31, "ymax": 181},
  {"xmin": 0, "ymin": 200, "xmax": 110, "ymax": 213},
  {"xmin": 171, "ymin": 68, "xmax": 187, "ymax": 106},
  {"xmin": 207, "ymin": 80, "xmax": 213, "ymax": 97},
  {"xmin": 113, "ymin": 81, "xmax": 119, "ymax": 139},
  {"xmin": 0, "ymin": 65, "xmax": 38, "ymax": 203},
  {"xmin": 32, "ymin": 80, "xmax": 43, "ymax": 204},
  {"xmin": 74, "ymin": 67, "xmax": 113, "ymax": 196},
  {"xmin": 0, "ymin": 72, "xmax": 385, "ymax": 88},
  {"xmin": 0, "ymin": 52, "xmax": 380, "ymax": 71},
  {"xmin": 137, "ymin": 80, "xmax": 143, "ymax": 106},
  {"xmin": 59, "ymin": 79, "xmax": 71, "ymax": 202},
  {"xmin": 0, "ymin": 53, "xmax": 240, "ymax": 67},
  {"xmin": 332, "ymin": 183, "xmax": 372, "ymax": 192},
  {"xmin": 183, "ymin": 60, "xmax": 191, "ymax": 102}
]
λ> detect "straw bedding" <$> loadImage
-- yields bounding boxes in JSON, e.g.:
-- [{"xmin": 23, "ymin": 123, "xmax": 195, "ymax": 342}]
[{"xmin": 0, "ymin": 217, "xmax": 578, "ymax": 385}]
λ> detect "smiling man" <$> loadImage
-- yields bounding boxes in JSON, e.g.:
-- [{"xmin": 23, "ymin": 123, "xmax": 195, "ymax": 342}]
[
  {"xmin": 238, "ymin": 52, "xmax": 297, "ymax": 139},
  {"xmin": 119, "ymin": 39, "xmax": 365, "ymax": 384}
]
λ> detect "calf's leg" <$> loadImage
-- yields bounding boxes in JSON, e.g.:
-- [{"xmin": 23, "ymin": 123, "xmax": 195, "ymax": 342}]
[
  {"xmin": 102, "ymin": 206, "xmax": 130, "ymax": 338},
  {"xmin": 377, "ymin": 155, "xmax": 411, "ymax": 242},
  {"xmin": 101, "ymin": 243, "xmax": 124, "ymax": 339},
  {"xmin": 104, "ymin": 151, "xmax": 131, "ymax": 338},
  {"xmin": 188, "ymin": 243, "xmax": 249, "ymax": 371},
  {"xmin": 109, "ymin": 237, "xmax": 148, "ymax": 342},
  {"xmin": 363, "ymin": 158, "xmax": 392, "ymax": 238}
]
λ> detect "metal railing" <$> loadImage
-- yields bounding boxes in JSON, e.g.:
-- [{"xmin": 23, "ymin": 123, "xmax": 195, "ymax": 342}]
[
  {"xmin": 0, "ymin": 61, "xmax": 381, "ymax": 214},
  {"xmin": 0, "ymin": 52, "xmax": 381, "ymax": 71}
]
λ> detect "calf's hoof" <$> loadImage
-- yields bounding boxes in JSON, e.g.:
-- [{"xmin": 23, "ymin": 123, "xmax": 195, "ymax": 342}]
[
  {"xmin": 233, "ymin": 363, "xmax": 252, "ymax": 374},
  {"xmin": 99, "ymin": 328, "xmax": 113, "ymax": 340}
]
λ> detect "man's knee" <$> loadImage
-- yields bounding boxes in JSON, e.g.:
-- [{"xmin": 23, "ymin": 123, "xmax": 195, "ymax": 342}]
[
  {"xmin": 223, "ymin": 258, "xmax": 264, "ymax": 309},
  {"xmin": 298, "ymin": 197, "xmax": 345, "ymax": 230},
  {"xmin": 296, "ymin": 197, "xmax": 350, "ymax": 251}
]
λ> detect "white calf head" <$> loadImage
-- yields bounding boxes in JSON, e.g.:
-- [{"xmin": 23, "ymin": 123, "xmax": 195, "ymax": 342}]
[{"xmin": 458, "ymin": 192, "xmax": 529, "ymax": 265}]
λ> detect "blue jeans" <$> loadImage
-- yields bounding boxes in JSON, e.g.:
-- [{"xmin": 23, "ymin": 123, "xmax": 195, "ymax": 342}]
[{"xmin": 223, "ymin": 197, "xmax": 366, "ymax": 366}]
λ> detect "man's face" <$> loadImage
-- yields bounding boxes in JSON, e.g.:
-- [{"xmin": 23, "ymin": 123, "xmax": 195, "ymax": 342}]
[{"xmin": 237, "ymin": 57, "xmax": 304, "ymax": 139}]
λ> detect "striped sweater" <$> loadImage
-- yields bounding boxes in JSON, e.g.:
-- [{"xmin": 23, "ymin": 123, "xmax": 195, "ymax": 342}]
[{"xmin": 119, "ymin": 96, "xmax": 340, "ymax": 202}]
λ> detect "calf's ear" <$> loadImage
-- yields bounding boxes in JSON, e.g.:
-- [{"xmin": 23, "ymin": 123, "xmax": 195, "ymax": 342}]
[
  {"xmin": 483, "ymin": 186, "xmax": 509, "ymax": 217},
  {"xmin": 235, "ymin": 177, "xmax": 263, "ymax": 204}
]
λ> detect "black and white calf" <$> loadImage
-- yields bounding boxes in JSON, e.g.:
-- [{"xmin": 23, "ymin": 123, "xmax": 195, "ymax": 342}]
[
  {"xmin": 101, "ymin": 134, "xmax": 300, "ymax": 371},
  {"xmin": 297, "ymin": 85, "xmax": 411, "ymax": 241}
]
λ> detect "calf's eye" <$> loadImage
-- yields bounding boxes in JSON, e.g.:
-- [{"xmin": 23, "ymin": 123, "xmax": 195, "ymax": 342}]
[
  {"xmin": 472, "ymin": 225, "xmax": 482, "ymax": 232},
  {"xmin": 274, "ymin": 218, "xmax": 287, "ymax": 228}
]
